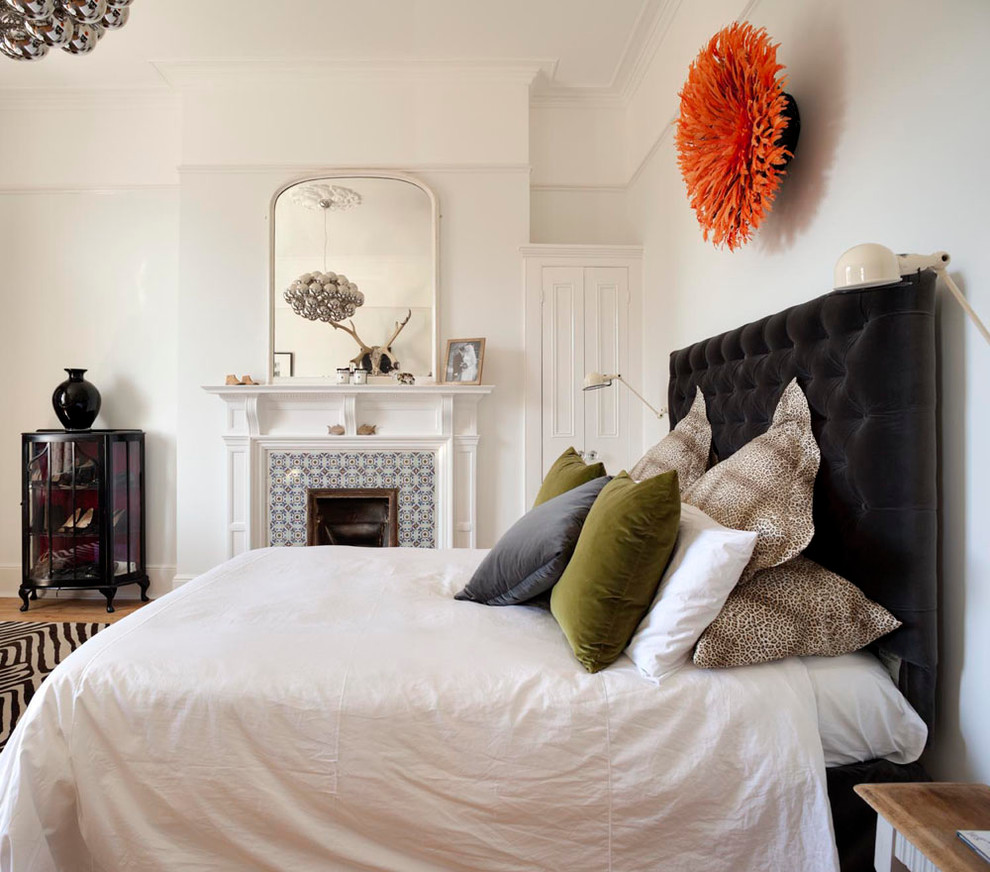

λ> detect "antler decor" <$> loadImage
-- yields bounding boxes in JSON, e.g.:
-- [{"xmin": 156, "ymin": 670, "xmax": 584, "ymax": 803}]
[{"xmin": 331, "ymin": 309, "xmax": 412, "ymax": 375}]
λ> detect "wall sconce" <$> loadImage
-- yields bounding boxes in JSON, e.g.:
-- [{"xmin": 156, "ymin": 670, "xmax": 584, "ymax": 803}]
[
  {"xmin": 582, "ymin": 373, "xmax": 667, "ymax": 419},
  {"xmin": 834, "ymin": 244, "xmax": 990, "ymax": 347}
]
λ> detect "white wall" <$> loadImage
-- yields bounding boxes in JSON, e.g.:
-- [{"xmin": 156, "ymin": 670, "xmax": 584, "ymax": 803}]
[
  {"xmin": 620, "ymin": 0, "xmax": 990, "ymax": 783},
  {"xmin": 0, "ymin": 95, "xmax": 180, "ymax": 599}
]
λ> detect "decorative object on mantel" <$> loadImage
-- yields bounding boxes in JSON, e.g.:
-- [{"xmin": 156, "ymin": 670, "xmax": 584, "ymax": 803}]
[
  {"xmin": 224, "ymin": 374, "xmax": 260, "ymax": 386},
  {"xmin": 336, "ymin": 367, "xmax": 352, "ymax": 385},
  {"xmin": 52, "ymin": 368, "xmax": 101, "ymax": 431},
  {"xmin": 357, "ymin": 424, "xmax": 377, "ymax": 436},
  {"xmin": 350, "ymin": 369, "xmax": 367, "ymax": 385},
  {"xmin": 327, "ymin": 424, "xmax": 345, "ymax": 436},
  {"xmin": 0, "ymin": 0, "xmax": 134, "ymax": 62},
  {"xmin": 442, "ymin": 338, "xmax": 486, "ymax": 385},
  {"xmin": 395, "ymin": 372, "xmax": 416, "ymax": 386},
  {"xmin": 675, "ymin": 22, "xmax": 800, "ymax": 251},
  {"xmin": 332, "ymin": 309, "xmax": 412, "ymax": 376},
  {"xmin": 272, "ymin": 352, "xmax": 294, "ymax": 378},
  {"xmin": 834, "ymin": 245, "xmax": 990, "ymax": 348}
]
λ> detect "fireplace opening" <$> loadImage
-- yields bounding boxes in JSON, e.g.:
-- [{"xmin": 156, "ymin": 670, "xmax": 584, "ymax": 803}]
[{"xmin": 306, "ymin": 488, "xmax": 399, "ymax": 548}]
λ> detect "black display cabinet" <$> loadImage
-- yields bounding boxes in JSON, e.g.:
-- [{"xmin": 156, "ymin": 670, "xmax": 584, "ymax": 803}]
[{"xmin": 21, "ymin": 430, "xmax": 149, "ymax": 613}]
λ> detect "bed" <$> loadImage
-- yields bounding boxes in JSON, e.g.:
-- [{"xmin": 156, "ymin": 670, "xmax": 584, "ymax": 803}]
[{"xmin": 0, "ymin": 272, "xmax": 938, "ymax": 872}]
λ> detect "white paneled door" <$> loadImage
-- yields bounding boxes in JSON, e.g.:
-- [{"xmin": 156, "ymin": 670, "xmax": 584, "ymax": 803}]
[{"xmin": 541, "ymin": 265, "xmax": 630, "ymax": 478}]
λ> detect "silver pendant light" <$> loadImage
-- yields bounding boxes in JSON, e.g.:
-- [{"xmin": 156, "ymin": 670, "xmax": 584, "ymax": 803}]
[{"xmin": 1, "ymin": 0, "xmax": 132, "ymax": 61}]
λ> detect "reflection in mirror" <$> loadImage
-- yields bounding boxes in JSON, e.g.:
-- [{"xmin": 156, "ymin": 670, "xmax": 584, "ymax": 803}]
[{"xmin": 271, "ymin": 175, "xmax": 437, "ymax": 380}]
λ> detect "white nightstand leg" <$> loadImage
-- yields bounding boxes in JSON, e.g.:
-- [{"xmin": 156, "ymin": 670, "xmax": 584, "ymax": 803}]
[{"xmin": 875, "ymin": 817, "xmax": 910, "ymax": 872}]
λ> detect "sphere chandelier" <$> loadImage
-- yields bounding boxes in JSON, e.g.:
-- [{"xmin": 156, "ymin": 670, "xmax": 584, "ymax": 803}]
[
  {"xmin": 283, "ymin": 184, "xmax": 366, "ymax": 324},
  {"xmin": 1, "ymin": 0, "xmax": 133, "ymax": 61}
]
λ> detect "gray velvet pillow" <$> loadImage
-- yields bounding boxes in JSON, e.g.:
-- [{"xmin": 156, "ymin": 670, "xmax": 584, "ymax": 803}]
[{"xmin": 455, "ymin": 476, "xmax": 611, "ymax": 606}]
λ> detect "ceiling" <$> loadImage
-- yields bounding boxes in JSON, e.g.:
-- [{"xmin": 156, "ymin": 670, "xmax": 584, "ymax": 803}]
[{"xmin": 0, "ymin": 0, "xmax": 652, "ymax": 92}]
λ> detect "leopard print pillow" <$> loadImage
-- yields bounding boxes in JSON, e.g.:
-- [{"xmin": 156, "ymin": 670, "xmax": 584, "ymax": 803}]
[
  {"xmin": 682, "ymin": 379, "xmax": 819, "ymax": 580},
  {"xmin": 692, "ymin": 555, "xmax": 901, "ymax": 668},
  {"xmin": 630, "ymin": 387, "xmax": 711, "ymax": 489}
]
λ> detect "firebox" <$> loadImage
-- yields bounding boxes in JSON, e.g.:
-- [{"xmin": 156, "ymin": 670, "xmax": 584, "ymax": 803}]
[{"xmin": 306, "ymin": 488, "xmax": 399, "ymax": 548}]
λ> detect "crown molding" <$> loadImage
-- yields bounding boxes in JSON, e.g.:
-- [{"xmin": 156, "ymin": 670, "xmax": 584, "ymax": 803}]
[
  {"xmin": 530, "ymin": 183, "xmax": 627, "ymax": 194},
  {"xmin": 177, "ymin": 162, "xmax": 531, "ymax": 176},
  {"xmin": 0, "ymin": 88, "xmax": 178, "ymax": 110},
  {"xmin": 0, "ymin": 183, "xmax": 178, "ymax": 195},
  {"xmin": 153, "ymin": 57, "xmax": 555, "ymax": 90},
  {"xmin": 530, "ymin": 0, "xmax": 679, "ymax": 108},
  {"xmin": 615, "ymin": 0, "xmax": 682, "ymax": 103}
]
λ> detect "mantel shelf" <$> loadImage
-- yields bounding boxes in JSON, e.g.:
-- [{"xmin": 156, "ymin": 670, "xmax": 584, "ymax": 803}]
[{"xmin": 203, "ymin": 384, "xmax": 494, "ymax": 398}]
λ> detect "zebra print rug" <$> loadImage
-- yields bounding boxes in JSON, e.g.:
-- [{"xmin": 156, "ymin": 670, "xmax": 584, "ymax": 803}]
[{"xmin": 0, "ymin": 621, "xmax": 108, "ymax": 752}]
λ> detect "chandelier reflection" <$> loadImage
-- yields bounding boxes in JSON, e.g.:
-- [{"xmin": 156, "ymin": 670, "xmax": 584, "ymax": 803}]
[{"xmin": 1, "ymin": 0, "xmax": 133, "ymax": 61}]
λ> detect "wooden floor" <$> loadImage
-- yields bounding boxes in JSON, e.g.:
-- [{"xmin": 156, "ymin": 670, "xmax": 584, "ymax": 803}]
[{"xmin": 0, "ymin": 595, "xmax": 150, "ymax": 623}]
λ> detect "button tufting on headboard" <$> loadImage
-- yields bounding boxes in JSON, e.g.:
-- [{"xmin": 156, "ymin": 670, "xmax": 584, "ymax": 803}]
[{"xmin": 667, "ymin": 271, "xmax": 939, "ymax": 731}]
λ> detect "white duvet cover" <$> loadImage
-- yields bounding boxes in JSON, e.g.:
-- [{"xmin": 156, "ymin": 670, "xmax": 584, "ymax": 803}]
[{"xmin": 0, "ymin": 546, "xmax": 840, "ymax": 872}]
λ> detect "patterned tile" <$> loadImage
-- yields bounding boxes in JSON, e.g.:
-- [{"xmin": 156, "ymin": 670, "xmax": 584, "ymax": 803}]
[{"xmin": 267, "ymin": 450, "xmax": 436, "ymax": 548}]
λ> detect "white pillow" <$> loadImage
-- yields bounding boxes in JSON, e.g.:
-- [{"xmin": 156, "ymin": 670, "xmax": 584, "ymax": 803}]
[
  {"xmin": 625, "ymin": 503, "xmax": 757, "ymax": 682},
  {"xmin": 803, "ymin": 651, "xmax": 928, "ymax": 766}
]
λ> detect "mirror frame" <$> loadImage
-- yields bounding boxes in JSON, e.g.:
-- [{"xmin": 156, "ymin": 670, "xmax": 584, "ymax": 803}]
[{"xmin": 268, "ymin": 171, "xmax": 440, "ymax": 383}]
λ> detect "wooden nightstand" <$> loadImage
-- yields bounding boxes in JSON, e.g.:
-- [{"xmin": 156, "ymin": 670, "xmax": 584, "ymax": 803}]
[{"xmin": 854, "ymin": 782, "xmax": 990, "ymax": 871}]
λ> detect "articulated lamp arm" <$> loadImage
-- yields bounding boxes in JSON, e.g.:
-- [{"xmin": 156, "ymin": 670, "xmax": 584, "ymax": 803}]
[
  {"xmin": 583, "ymin": 372, "xmax": 666, "ymax": 419},
  {"xmin": 615, "ymin": 376, "xmax": 667, "ymax": 420}
]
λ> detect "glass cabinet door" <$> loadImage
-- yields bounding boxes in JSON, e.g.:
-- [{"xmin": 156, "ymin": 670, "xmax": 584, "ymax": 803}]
[
  {"xmin": 111, "ymin": 438, "xmax": 142, "ymax": 577},
  {"xmin": 27, "ymin": 438, "xmax": 103, "ymax": 584}
]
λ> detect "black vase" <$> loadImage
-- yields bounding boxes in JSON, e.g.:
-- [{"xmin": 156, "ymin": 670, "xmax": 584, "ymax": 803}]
[{"xmin": 52, "ymin": 368, "xmax": 101, "ymax": 431}]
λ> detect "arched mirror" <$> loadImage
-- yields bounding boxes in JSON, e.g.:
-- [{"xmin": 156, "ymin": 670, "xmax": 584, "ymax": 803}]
[{"xmin": 270, "ymin": 173, "xmax": 438, "ymax": 381}]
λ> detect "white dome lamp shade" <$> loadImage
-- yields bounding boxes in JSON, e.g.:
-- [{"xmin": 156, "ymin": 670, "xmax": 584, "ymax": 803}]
[
  {"xmin": 582, "ymin": 372, "xmax": 666, "ymax": 419},
  {"xmin": 834, "ymin": 244, "xmax": 990, "ymax": 347},
  {"xmin": 833, "ymin": 243, "xmax": 901, "ymax": 290},
  {"xmin": 582, "ymin": 372, "xmax": 615, "ymax": 390}
]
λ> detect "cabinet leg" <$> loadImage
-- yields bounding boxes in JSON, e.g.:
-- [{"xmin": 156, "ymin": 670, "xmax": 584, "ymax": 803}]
[
  {"xmin": 100, "ymin": 588, "xmax": 116, "ymax": 614},
  {"xmin": 138, "ymin": 578, "xmax": 150, "ymax": 602},
  {"xmin": 30, "ymin": 589, "xmax": 38, "ymax": 600},
  {"xmin": 18, "ymin": 586, "xmax": 31, "ymax": 612}
]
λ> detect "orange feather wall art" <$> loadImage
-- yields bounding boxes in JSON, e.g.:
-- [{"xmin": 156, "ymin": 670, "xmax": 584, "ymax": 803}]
[{"xmin": 675, "ymin": 22, "xmax": 800, "ymax": 251}]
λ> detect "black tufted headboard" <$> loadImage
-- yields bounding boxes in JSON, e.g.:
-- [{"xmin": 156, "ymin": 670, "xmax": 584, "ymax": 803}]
[{"xmin": 667, "ymin": 271, "xmax": 938, "ymax": 730}]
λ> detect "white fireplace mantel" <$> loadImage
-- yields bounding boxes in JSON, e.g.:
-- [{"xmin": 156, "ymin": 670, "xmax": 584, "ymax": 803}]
[{"xmin": 204, "ymin": 384, "xmax": 494, "ymax": 556}]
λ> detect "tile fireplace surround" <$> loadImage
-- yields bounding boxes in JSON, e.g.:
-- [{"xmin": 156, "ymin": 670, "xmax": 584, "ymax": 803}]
[{"xmin": 204, "ymin": 384, "xmax": 493, "ymax": 557}]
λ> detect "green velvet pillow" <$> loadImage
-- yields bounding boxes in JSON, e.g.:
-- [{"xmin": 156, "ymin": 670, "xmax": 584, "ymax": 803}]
[
  {"xmin": 550, "ymin": 470, "xmax": 681, "ymax": 672},
  {"xmin": 534, "ymin": 447, "xmax": 607, "ymax": 507}
]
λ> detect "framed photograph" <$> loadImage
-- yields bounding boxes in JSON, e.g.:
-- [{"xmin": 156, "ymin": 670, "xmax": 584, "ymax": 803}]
[
  {"xmin": 442, "ymin": 338, "xmax": 486, "ymax": 385},
  {"xmin": 272, "ymin": 352, "xmax": 294, "ymax": 378}
]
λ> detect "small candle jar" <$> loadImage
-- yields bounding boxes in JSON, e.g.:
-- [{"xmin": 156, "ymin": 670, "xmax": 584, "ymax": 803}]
[
  {"xmin": 350, "ymin": 369, "xmax": 368, "ymax": 385},
  {"xmin": 336, "ymin": 367, "xmax": 351, "ymax": 385}
]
